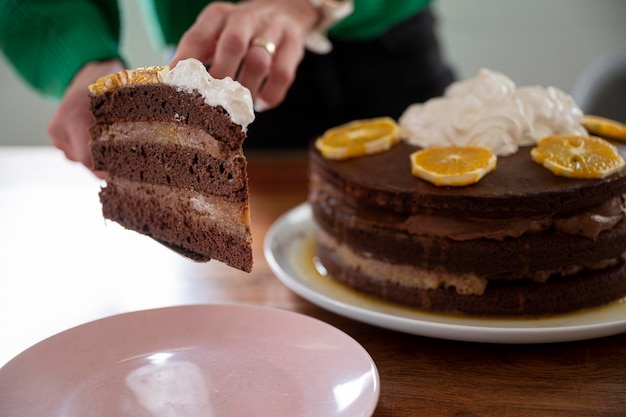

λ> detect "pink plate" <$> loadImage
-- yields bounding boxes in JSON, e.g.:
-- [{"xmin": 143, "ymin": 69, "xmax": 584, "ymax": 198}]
[{"xmin": 0, "ymin": 304, "xmax": 379, "ymax": 417}]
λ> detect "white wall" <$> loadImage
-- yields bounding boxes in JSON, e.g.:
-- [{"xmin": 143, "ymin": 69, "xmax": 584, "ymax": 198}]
[
  {"xmin": 433, "ymin": 0, "xmax": 626, "ymax": 90},
  {"xmin": 1, "ymin": 0, "xmax": 625, "ymax": 146}
]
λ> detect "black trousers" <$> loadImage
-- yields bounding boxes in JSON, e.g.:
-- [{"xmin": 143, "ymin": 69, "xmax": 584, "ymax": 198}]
[{"xmin": 244, "ymin": 8, "xmax": 455, "ymax": 150}]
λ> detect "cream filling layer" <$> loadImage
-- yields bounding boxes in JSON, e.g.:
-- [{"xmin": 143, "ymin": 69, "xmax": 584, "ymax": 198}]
[
  {"xmin": 401, "ymin": 195, "xmax": 626, "ymax": 240},
  {"xmin": 96, "ymin": 121, "xmax": 228, "ymax": 160},
  {"xmin": 317, "ymin": 229, "xmax": 487, "ymax": 295},
  {"xmin": 110, "ymin": 177, "xmax": 251, "ymax": 239},
  {"xmin": 318, "ymin": 230, "xmax": 626, "ymax": 296},
  {"xmin": 311, "ymin": 174, "xmax": 626, "ymax": 241}
]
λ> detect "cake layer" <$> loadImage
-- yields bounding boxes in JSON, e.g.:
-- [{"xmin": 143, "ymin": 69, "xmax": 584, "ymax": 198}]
[
  {"xmin": 316, "ymin": 237, "xmax": 626, "ymax": 317},
  {"xmin": 100, "ymin": 179, "xmax": 252, "ymax": 271},
  {"xmin": 92, "ymin": 139, "xmax": 248, "ymax": 202},
  {"xmin": 90, "ymin": 84, "xmax": 246, "ymax": 150},
  {"xmin": 310, "ymin": 141, "xmax": 626, "ymax": 219},
  {"xmin": 311, "ymin": 173, "xmax": 626, "ymax": 241},
  {"xmin": 316, "ymin": 229, "xmax": 624, "ymax": 291}
]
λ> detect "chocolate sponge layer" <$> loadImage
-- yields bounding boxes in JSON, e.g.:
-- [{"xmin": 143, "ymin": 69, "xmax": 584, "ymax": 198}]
[
  {"xmin": 92, "ymin": 140, "xmax": 248, "ymax": 202},
  {"xmin": 90, "ymin": 84, "xmax": 246, "ymax": 149},
  {"xmin": 100, "ymin": 180, "xmax": 252, "ymax": 272},
  {"xmin": 317, "ymin": 239, "xmax": 626, "ymax": 317}
]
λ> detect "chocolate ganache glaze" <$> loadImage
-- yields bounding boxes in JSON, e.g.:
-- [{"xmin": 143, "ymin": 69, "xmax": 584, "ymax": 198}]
[{"xmin": 311, "ymin": 141, "xmax": 626, "ymax": 219}]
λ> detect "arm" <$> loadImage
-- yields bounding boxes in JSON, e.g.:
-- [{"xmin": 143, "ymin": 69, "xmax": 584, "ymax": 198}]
[
  {"xmin": 0, "ymin": 0, "xmax": 126, "ymax": 170},
  {"xmin": 329, "ymin": 0, "xmax": 431, "ymax": 40},
  {"xmin": 0, "ymin": 0, "xmax": 124, "ymax": 99}
]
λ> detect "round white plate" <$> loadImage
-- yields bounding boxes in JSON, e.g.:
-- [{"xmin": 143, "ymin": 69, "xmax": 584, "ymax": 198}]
[
  {"xmin": 264, "ymin": 203, "xmax": 626, "ymax": 344},
  {"xmin": 0, "ymin": 304, "xmax": 379, "ymax": 417}
]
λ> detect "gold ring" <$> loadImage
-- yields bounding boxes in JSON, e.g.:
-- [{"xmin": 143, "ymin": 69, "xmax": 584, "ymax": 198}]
[{"xmin": 250, "ymin": 37, "xmax": 276, "ymax": 57}]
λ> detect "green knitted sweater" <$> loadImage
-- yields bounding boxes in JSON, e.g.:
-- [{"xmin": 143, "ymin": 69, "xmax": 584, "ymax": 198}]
[{"xmin": 0, "ymin": 0, "xmax": 430, "ymax": 99}]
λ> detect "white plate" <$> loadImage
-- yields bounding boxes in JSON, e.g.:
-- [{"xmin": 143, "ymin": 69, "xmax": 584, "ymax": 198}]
[
  {"xmin": 264, "ymin": 203, "xmax": 626, "ymax": 344},
  {"xmin": 0, "ymin": 304, "xmax": 379, "ymax": 417}
]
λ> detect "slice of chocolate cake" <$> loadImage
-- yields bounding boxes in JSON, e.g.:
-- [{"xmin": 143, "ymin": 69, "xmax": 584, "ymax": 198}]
[{"xmin": 88, "ymin": 59, "xmax": 254, "ymax": 272}]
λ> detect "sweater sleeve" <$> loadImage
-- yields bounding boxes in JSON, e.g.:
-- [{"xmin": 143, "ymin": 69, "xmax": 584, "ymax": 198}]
[
  {"xmin": 0, "ymin": 0, "xmax": 124, "ymax": 99},
  {"xmin": 330, "ymin": 0, "xmax": 432, "ymax": 40}
]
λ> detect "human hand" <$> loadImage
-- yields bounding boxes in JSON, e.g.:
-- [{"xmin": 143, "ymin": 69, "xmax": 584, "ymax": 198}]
[
  {"xmin": 170, "ymin": 0, "xmax": 320, "ymax": 111},
  {"xmin": 47, "ymin": 60, "xmax": 124, "ymax": 173}
]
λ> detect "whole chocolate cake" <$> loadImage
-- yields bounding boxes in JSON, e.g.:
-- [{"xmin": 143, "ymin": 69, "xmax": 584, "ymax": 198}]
[
  {"xmin": 89, "ymin": 59, "xmax": 254, "ymax": 272},
  {"xmin": 309, "ymin": 69, "xmax": 626, "ymax": 316}
]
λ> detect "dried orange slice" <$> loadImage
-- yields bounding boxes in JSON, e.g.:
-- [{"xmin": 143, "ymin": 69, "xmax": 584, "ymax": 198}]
[
  {"xmin": 409, "ymin": 146, "xmax": 497, "ymax": 186},
  {"xmin": 315, "ymin": 117, "xmax": 400, "ymax": 160},
  {"xmin": 88, "ymin": 66, "xmax": 169, "ymax": 94},
  {"xmin": 531, "ymin": 135, "xmax": 625, "ymax": 178},
  {"xmin": 582, "ymin": 115, "xmax": 626, "ymax": 140}
]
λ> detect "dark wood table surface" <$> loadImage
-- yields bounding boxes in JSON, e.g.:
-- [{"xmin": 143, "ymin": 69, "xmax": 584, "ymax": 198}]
[{"xmin": 1, "ymin": 147, "xmax": 625, "ymax": 416}]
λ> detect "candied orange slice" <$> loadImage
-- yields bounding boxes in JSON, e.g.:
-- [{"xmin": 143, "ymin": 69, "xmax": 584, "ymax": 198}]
[
  {"xmin": 88, "ymin": 66, "xmax": 170, "ymax": 94},
  {"xmin": 409, "ymin": 146, "xmax": 497, "ymax": 186},
  {"xmin": 582, "ymin": 115, "xmax": 626, "ymax": 140},
  {"xmin": 531, "ymin": 135, "xmax": 625, "ymax": 178},
  {"xmin": 315, "ymin": 117, "xmax": 400, "ymax": 160}
]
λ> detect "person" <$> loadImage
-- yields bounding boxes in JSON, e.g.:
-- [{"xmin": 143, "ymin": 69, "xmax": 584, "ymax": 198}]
[{"xmin": 0, "ymin": 0, "xmax": 454, "ymax": 172}]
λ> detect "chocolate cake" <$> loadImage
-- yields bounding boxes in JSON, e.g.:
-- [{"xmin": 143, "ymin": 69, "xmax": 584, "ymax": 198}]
[
  {"xmin": 88, "ymin": 59, "xmax": 254, "ymax": 271},
  {"xmin": 309, "ymin": 69, "xmax": 626, "ymax": 316}
]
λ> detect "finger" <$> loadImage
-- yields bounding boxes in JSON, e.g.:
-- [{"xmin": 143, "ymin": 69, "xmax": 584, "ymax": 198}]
[
  {"xmin": 258, "ymin": 29, "xmax": 304, "ymax": 109},
  {"xmin": 67, "ymin": 123, "xmax": 94, "ymax": 169},
  {"xmin": 47, "ymin": 112, "xmax": 82, "ymax": 164},
  {"xmin": 170, "ymin": 2, "xmax": 232, "ymax": 67},
  {"xmin": 47, "ymin": 99, "xmax": 94, "ymax": 168},
  {"xmin": 48, "ymin": 119, "xmax": 72, "ymax": 161},
  {"xmin": 48, "ymin": 120, "xmax": 91, "ymax": 167},
  {"xmin": 209, "ymin": 12, "xmax": 257, "ymax": 80},
  {"xmin": 238, "ymin": 33, "xmax": 281, "ymax": 101}
]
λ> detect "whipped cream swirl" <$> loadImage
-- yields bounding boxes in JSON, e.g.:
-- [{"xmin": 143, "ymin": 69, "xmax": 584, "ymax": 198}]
[
  {"xmin": 399, "ymin": 69, "xmax": 587, "ymax": 155},
  {"xmin": 164, "ymin": 58, "xmax": 255, "ymax": 131}
]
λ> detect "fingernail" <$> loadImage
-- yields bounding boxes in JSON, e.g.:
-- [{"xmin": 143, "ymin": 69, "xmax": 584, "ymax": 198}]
[{"xmin": 254, "ymin": 99, "xmax": 269, "ymax": 113}]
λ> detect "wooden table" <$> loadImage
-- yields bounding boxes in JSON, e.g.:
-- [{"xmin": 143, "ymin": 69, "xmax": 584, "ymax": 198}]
[{"xmin": 1, "ymin": 147, "xmax": 625, "ymax": 416}]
